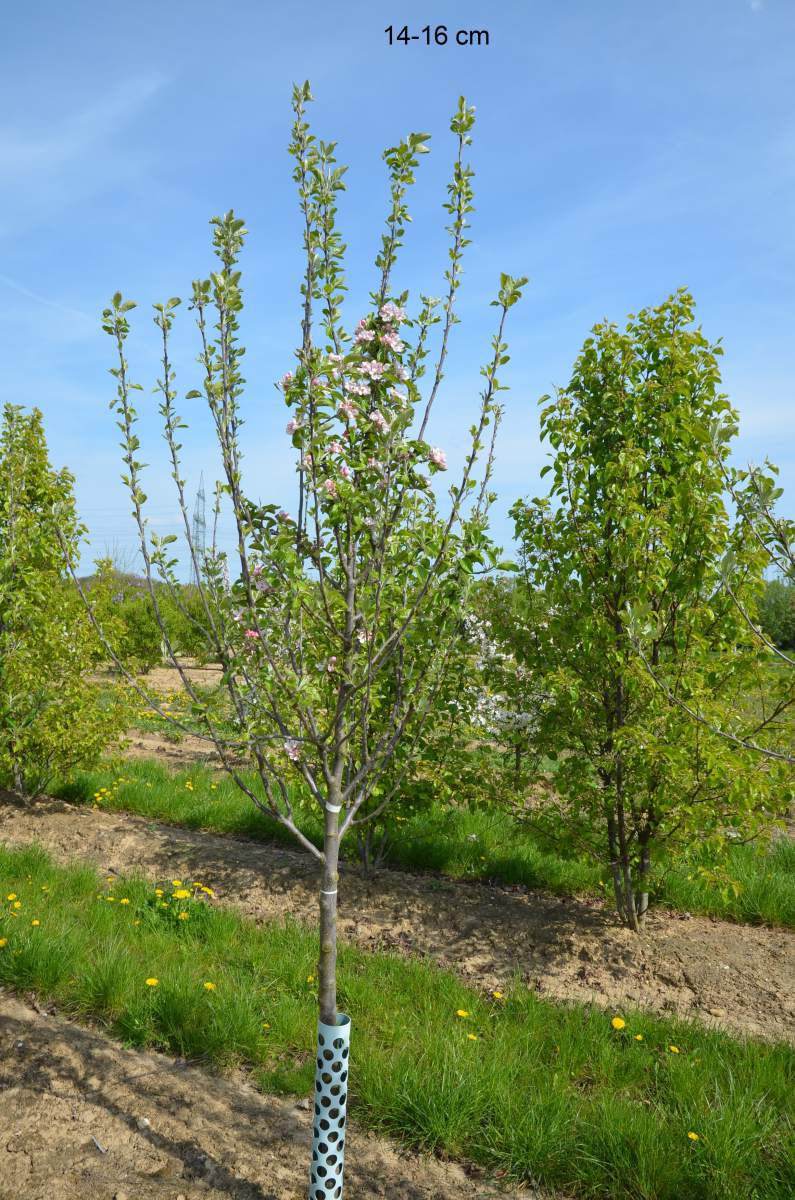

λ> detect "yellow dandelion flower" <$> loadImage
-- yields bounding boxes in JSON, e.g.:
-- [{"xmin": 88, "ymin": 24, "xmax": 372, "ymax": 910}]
[
  {"xmin": 0, "ymin": 938, "xmax": 6, "ymax": 947},
  {"xmin": 192, "ymin": 882, "xmax": 202, "ymax": 888},
  {"xmin": 687, "ymin": 1131, "xmax": 699, "ymax": 1141},
  {"xmin": 611, "ymin": 1016, "xmax": 626, "ymax": 1030},
  {"xmin": 466, "ymin": 1033, "xmax": 478, "ymax": 1041},
  {"xmin": 133, "ymin": 920, "xmax": 141, "ymax": 927},
  {"xmin": 492, "ymin": 990, "xmax": 504, "ymax": 999},
  {"xmin": 262, "ymin": 1021, "xmax": 271, "ymax": 1029},
  {"xmin": 145, "ymin": 977, "xmax": 159, "ymax": 987},
  {"xmin": 6, "ymin": 894, "xmax": 16, "ymax": 901},
  {"xmin": 203, "ymin": 981, "xmax": 216, "ymax": 990},
  {"xmin": 119, "ymin": 898, "xmax": 130, "ymax": 905},
  {"xmin": 31, "ymin": 919, "xmax": 40, "ymax": 927},
  {"xmin": 306, "ymin": 974, "xmax": 315, "ymax": 984},
  {"xmin": 171, "ymin": 879, "xmax": 182, "ymax": 887},
  {"xmin": 178, "ymin": 911, "xmax": 189, "ymax": 920},
  {"xmin": 106, "ymin": 897, "xmax": 115, "ymax": 902},
  {"xmin": 456, "ymin": 1010, "xmax": 470, "ymax": 1019},
  {"xmin": 172, "ymin": 889, "xmax": 190, "ymax": 899},
  {"xmin": 154, "ymin": 888, "xmax": 164, "ymax": 897},
  {"xmin": 634, "ymin": 1034, "xmax": 644, "ymax": 1041},
  {"xmin": 210, "ymin": 783, "xmax": 217, "ymax": 791},
  {"xmin": 669, "ymin": 1045, "xmax": 680, "ymax": 1054},
  {"xmin": 13, "ymin": 901, "xmax": 22, "ymax": 909},
  {"xmin": 201, "ymin": 886, "xmax": 215, "ymax": 897}
]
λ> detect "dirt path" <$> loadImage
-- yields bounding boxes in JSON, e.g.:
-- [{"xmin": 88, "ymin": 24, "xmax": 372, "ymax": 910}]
[
  {"xmin": 0, "ymin": 992, "xmax": 539, "ymax": 1200},
  {"xmin": 1, "ymin": 798, "xmax": 793, "ymax": 1044}
]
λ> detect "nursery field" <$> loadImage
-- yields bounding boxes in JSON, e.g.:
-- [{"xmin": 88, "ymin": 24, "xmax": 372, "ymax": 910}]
[
  {"xmin": 3, "ymin": 55, "xmax": 795, "ymax": 1200},
  {"xmin": 0, "ymin": 838, "xmax": 793, "ymax": 1200}
]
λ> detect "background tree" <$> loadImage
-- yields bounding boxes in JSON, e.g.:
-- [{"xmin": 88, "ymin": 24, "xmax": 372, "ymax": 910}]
[
  {"xmin": 512, "ymin": 291, "xmax": 786, "ymax": 931},
  {"xmin": 0, "ymin": 405, "xmax": 129, "ymax": 799},
  {"xmin": 72, "ymin": 86, "xmax": 525, "ymax": 1198}
]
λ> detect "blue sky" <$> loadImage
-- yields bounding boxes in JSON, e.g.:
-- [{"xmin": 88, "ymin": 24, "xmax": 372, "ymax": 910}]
[{"xmin": 1, "ymin": 0, "xmax": 793, "ymax": 573}]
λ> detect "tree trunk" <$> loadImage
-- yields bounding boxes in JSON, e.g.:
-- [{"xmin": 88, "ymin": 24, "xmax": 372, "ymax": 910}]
[{"xmin": 318, "ymin": 795, "xmax": 341, "ymax": 1025}]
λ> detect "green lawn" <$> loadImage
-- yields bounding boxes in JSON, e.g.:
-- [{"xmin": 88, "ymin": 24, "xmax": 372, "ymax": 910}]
[
  {"xmin": 1, "ymin": 842, "xmax": 792, "ymax": 1200},
  {"xmin": 54, "ymin": 756, "xmax": 795, "ymax": 928}
]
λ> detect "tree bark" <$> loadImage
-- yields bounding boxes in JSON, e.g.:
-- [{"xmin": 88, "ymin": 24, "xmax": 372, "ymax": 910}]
[{"xmin": 318, "ymin": 794, "xmax": 341, "ymax": 1026}]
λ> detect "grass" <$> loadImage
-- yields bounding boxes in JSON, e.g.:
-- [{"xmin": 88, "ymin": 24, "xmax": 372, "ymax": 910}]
[
  {"xmin": 0, "ymin": 842, "xmax": 792, "ymax": 1200},
  {"xmin": 54, "ymin": 757, "xmax": 795, "ymax": 929}
]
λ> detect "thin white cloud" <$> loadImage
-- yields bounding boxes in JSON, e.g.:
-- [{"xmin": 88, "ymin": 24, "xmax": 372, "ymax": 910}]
[{"xmin": 0, "ymin": 75, "xmax": 165, "ymax": 237}]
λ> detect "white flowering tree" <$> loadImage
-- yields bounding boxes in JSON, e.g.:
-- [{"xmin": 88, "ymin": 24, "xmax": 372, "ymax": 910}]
[{"xmin": 74, "ymin": 84, "xmax": 525, "ymax": 1197}]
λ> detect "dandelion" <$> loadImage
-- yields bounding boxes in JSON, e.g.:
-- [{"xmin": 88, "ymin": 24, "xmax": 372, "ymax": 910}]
[
  {"xmin": 119, "ymin": 898, "xmax": 130, "ymax": 906},
  {"xmin": 203, "ymin": 981, "xmax": 216, "ymax": 990},
  {"xmin": 456, "ymin": 1009, "xmax": 470, "ymax": 1019},
  {"xmin": 172, "ymin": 889, "xmax": 191, "ymax": 900},
  {"xmin": 31, "ymin": 919, "xmax": 40, "ymax": 927},
  {"xmin": 466, "ymin": 1033, "xmax": 478, "ymax": 1041},
  {"xmin": 306, "ymin": 974, "xmax": 315, "ymax": 984},
  {"xmin": 171, "ymin": 880, "xmax": 182, "ymax": 887},
  {"xmin": 178, "ymin": 912, "xmax": 189, "ymax": 920},
  {"xmin": 491, "ymin": 991, "xmax": 504, "ymax": 1000},
  {"xmin": 634, "ymin": 1034, "xmax": 644, "ymax": 1041},
  {"xmin": 201, "ymin": 886, "xmax": 215, "ymax": 897},
  {"xmin": 12, "ymin": 901, "xmax": 21, "ymax": 909},
  {"xmin": 145, "ymin": 977, "xmax": 159, "ymax": 987},
  {"xmin": 133, "ymin": 920, "xmax": 141, "ymax": 927},
  {"xmin": 0, "ymin": 939, "xmax": 7, "ymax": 947},
  {"xmin": 210, "ymin": 783, "xmax": 217, "ymax": 791},
  {"xmin": 155, "ymin": 888, "xmax": 164, "ymax": 897},
  {"xmin": 669, "ymin": 1045, "xmax": 680, "ymax": 1054},
  {"xmin": 106, "ymin": 897, "xmax": 115, "ymax": 903},
  {"xmin": 687, "ymin": 1131, "xmax": 700, "ymax": 1141},
  {"xmin": 611, "ymin": 1016, "xmax": 626, "ymax": 1030},
  {"xmin": 6, "ymin": 894, "xmax": 16, "ymax": 901},
  {"xmin": 262, "ymin": 1021, "xmax": 271, "ymax": 1029}
]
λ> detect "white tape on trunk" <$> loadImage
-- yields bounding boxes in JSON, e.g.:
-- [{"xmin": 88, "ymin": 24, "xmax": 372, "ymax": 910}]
[{"xmin": 325, "ymin": 803, "xmax": 342, "ymax": 813}]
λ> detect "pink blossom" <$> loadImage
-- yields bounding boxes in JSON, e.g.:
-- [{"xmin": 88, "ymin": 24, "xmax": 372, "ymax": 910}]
[
  {"xmin": 322, "ymin": 479, "xmax": 338, "ymax": 499},
  {"xmin": 348, "ymin": 379, "xmax": 370, "ymax": 396},
  {"xmin": 355, "ymin": 319, "xmax": 376, "ymax": 344},
  {"xmin": 338, "ymin": 400, "xmax": 358, "ymax": 421},
  {"xmin": 327, "ymin": 655, "xmax": 338, "ymax": 672},
  {"xmin": 286, "ymin": 418, "xmax": 301, "ymax": 435},
  {"xmin": 359, "ymin": 359, "xmax": 387, "ymax": 380},
  {"xmin": 328, "ymin": 352, "xmax": 345, "ymax": 364},
  {"xmin": 300, "ymin": 453, "xmax": 313, "ymax": 471},
  {"xmin": 371, "ymin": 411, "xmax": 390, "ymax": 434},
  {"xmin": 394, "ymin": 363, "xmax": 408, "ymax": 381},
  {"xmin": 429, "ymin": 447, "xmax": 448, "ymax": 470},
  {"xmin": 284, "ymin": 738, "xmax": 301, "ymax": 762},
  {"xmin": 340, "ymin": 464, "xmax": 352, "ymax": 480},
  {"xmin": 277, "ymin": 509, "xmax": 291, "ymax": 521},
  {"xmin": 280, "ymin": 372, "xmax": 294, "ymax": 389},
  {"xmin": 380, "ymin": 329, "xmax": 404, "ymax": 353},
  {"xmin": 244, "ymin": 629, "xmax": 260, "ymax": 640},
  {"xmin": 380, "ymin": 301, "xmax": 406, "ymax": 324},
  {"xmin": 329, "ymin": 440, "xmax": 343, "ymax": 455}
]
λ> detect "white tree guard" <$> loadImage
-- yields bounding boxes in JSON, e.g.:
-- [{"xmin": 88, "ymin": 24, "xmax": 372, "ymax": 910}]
[{"xmin": 309, "ymin": 1013, "xmax": 351, "ymax": 1199}]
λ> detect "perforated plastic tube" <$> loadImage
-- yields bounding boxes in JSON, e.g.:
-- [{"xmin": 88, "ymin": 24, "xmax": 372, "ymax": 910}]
[{"xmin": 309, "ymin": 1012, "xmax": 351, "ymax": 1199}]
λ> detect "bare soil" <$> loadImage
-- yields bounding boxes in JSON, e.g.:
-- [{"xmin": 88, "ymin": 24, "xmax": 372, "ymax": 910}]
[
  {"xmin": 1, "ymin": 798, "xmax": 793, "ymax": 1044},
  {"xmin": 0, "ymin": 992, "xmax": 540, "ymax": 1200}
]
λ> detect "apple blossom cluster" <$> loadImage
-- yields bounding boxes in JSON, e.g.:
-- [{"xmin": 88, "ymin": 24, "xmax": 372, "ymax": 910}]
[{"xmin": 278, "ymin": 299, "xmax": 448, "ymax": 511}]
